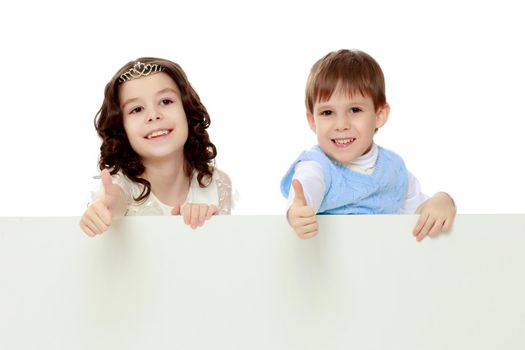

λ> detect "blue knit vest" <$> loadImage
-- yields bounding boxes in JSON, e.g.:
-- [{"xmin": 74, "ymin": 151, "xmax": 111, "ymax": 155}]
[{"xmin": 280, "ymin": 145, "xmax": 408, "ymax": 214}]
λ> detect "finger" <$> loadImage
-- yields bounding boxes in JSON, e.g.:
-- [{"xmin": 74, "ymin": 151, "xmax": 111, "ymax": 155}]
[
  {"xmin": 92, "ymin": 201, "xmax": 111, "ymax": 226},
  {"xmin": 413, "ymin": 212, "xmax": 429, "ymax": 236},
  {"xmin": 428, "ymin": 218, "xmax": 446, "ymax": 237},
  {"xmin": 291, "ymin": 206, "xmax": 316, "ymax": 219},
  {"xmin": 292, "ymin": 179, "xmax": 307, "ymax": 206},
  {"xmin": 80, "ymin": 218, "xmax": 97, "ymax": 237},
  {"xmin": 84, "ymin": 201, "xmax": 111, "ymax": 234},
  {"xmin": 442, "ymin": 217, "xmax": 453, "ymax": 232},
  {"xmin": 205, "ymin": 205, "xmax": 218, "ymax": 220},
  {"xmin": 292, "ymin": 215, "xmax": 318, "ymax": 229},
  {"xmin": 171, "ymin": 203, "xmax": 181, "ymax": 216},
  {"xmin": 416, "ymin": 217, "xmax": 436, "ymax": 241},
  {"xmin": 85, "ymin": 207, "xmax": 109, "ymax": 233},
  {"xmin": 197, "ymin": 204, "xmax": 208, "ymax": 227},
  {"xmin": 101, "ymin": 169, "xmax": 113, "ymax": 204},
  {"xmin": 82, "ymin": 214, "xmax": 107, "ymax": 235},
  {"xmin": 183, "ymin": 205, "xmax": 191, "ymax": 226},
  {"xmin": 296, "ymin": 221, "xmax": 319, "ymax": 236},
  {"xmin": 190, "ymin": 204, "xmax": 203, "ymax": 229},
  {"xmin": 300, "ymin": 230, "xmax": 319, "ymax": 240}
]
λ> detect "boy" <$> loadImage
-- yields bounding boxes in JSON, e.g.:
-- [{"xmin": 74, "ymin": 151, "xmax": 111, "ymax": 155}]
[{"xmin": 281, "ymin": 49, "xmax": 456, "ymax": 241}]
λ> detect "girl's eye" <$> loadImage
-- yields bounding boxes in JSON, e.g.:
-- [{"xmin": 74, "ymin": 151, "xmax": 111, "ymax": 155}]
[
  {"xmin": 160, "ymin": 99, "xmax": 173, "ymax": 106},
  {"xmin": 320, "ymin": 110, "xmax": 333, "ymax": 116},
  {"xmin": 130, "ymin": 106, "xmax": 143, "ymax": 114}
]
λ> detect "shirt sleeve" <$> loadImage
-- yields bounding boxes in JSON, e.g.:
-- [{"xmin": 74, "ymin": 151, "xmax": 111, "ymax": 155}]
[
  {"xmin": 286, "ymin": 160, "xmax": 326, "ymax": 213},
  {"xmin": 214, "ymin": 168, "xmax": 233, "ymax": 215},
  {"xmin": 399, "ymin": 170, "xmax": 429, "ymax": 214}
]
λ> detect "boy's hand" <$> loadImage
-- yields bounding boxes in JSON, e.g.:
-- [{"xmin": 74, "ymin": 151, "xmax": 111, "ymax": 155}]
[
  {"xmin": 171, "ymin": 203, "xmax": 218, "ymax": 229},
  {"xmin": 288, "ymin": 179, "xmax": 318, "ymax": 239},
  {"xmin": 413, "ymin": 192, "xmax": 456, "ymax": 241},
  {"xmin": 80, "ymin": 169, "xmax": 119, "ymax": 236}
]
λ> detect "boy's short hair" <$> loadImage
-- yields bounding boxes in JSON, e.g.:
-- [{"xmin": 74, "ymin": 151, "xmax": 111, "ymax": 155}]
[{"xmin": 305, "ymin": 49, "xmax": 386, "ymax": 113}]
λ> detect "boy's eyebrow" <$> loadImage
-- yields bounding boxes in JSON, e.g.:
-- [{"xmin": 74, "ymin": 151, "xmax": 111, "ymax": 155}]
[{"xmin": 316, "ymin": 101, "xmax": 368, "ymax": 108}]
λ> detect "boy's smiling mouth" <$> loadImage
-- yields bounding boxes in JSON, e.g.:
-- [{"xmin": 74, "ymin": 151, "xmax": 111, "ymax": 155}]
[
  {"xmin": 144, "ymin": 128, "xmax": 173, "ymax": 139},
  {"xmin": 331, "ymin": 137, "xmax": 356, "ymax": 147}
]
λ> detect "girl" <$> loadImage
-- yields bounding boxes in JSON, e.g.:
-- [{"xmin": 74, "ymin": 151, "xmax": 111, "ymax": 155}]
[{"xmin": 80, "ymin": 57, "xmax": 231, "ymax": 236}]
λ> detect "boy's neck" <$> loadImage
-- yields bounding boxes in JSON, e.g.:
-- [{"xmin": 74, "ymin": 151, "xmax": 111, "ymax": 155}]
[{"xmin": 351, "ymin": 143, "xmax": 377, "ymax": 168}]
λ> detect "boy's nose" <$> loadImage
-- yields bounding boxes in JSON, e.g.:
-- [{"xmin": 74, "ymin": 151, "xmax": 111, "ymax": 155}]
[{"xmin": 335, "ymin": 115, "xmax": 350, "ymax": 130}]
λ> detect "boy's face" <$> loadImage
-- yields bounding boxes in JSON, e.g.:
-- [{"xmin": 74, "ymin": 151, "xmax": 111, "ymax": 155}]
[{"xmin": 307, "ymin": 86, "xmax": 389, "ymax": 165}]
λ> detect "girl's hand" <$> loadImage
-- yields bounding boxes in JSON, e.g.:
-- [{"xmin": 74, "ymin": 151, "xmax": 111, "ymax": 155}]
[
  {"xmin": 171, "ymin": 203, "xmax": 218, "ymax": 229},
  {"xmin": 79, "ymin": 169, "xmax": 126, "ymax": 236},
  {"xmin": 413, "ymin": 192, "xmax": 456, "ymax": 241},
  {"xmin": 287, "ymin": 179, "xmax": 318, "ymax": 239}
]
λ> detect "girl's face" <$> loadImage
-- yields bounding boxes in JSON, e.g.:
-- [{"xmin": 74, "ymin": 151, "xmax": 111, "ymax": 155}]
[{"xmin": 119, "ymin": 72, "xmax": 188, "ymax": 164}]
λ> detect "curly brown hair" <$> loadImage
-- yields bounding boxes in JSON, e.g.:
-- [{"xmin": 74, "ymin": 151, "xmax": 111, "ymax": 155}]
[{"xmin": 94, "ymin": 57, "xmax": 217, "ymax": 202}]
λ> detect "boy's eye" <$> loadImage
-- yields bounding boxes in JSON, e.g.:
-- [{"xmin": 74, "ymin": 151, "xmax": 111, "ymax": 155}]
[
  {"xmin": 320, "ymin": 110, "xmax": 333, "ymax": 116},
  {"xmin": 350, "ymin": 107, "xmax": 362, "ymax": 113}
]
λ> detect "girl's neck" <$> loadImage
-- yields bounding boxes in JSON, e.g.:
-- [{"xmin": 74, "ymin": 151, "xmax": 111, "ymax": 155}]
[{"xmin": 142, "ymin": 155, "xmax": 191, "ymax": 207}]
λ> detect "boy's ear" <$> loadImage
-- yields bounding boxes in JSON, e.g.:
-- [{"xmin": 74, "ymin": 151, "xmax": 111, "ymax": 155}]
[
  {"xmin": 306, "ymin": 111, "xmax": 316, "ymax": 133},
  {"xmin": 375, "ymin": 103, "xmax": 390, "ymax": 129}
]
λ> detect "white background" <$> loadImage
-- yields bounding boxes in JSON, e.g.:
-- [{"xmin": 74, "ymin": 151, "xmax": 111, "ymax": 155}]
[{"xmin": 1, "ymin": 0, "xmax": 523, "ymax": 215}]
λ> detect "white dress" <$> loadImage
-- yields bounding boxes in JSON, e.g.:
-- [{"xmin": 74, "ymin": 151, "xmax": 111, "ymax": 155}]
[{"xmin": 93, "ymin": 169, "xmax": 232, "ymax": 216}]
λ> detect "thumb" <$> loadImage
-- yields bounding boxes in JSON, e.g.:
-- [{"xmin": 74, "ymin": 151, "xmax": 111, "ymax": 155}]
[
  {"xmin": 171, "ymin": 203, "xmax": 181, "ymax": 216},
  {"xmin": 292, "ymin": 179, "xmax": 307, "ymax": 206},
  {"xmin": 100, "ymin": 169, "xmax": 113, "ymax": 205}
]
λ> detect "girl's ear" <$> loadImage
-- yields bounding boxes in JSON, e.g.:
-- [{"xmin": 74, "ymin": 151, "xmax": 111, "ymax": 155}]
[
  {"xmin": 306, "ymin": 111, "xmax": 316, "ymax": 133},
  {"xmin": 375, "ymin": 103, "xmax": 390, "ymax": 129}
]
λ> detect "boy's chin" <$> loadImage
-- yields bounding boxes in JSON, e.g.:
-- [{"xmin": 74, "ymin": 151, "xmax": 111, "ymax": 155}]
[{"xmin": 323, "ymin": 150, "xmax": 358, "ymax": 165}]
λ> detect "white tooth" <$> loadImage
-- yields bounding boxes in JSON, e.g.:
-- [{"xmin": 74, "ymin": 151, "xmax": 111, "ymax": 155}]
[
  {"xmin": 149, "ymin": 130, "xmax": 169, "ymax": 138},
  {"xmin": 335, "ymin": 138, "xmax": 353, "ymax": 144}
]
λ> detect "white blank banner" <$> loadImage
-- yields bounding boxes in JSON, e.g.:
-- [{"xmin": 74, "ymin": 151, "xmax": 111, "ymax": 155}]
[{"xmin": 1, "ymin": 215, "xmax": 524, "ymax": 349}]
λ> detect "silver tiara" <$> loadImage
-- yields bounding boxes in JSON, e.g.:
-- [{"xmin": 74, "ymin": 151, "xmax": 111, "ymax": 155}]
[{"xmin": 119, "ymin": 61, "xmax": 164, "ymax": 83}]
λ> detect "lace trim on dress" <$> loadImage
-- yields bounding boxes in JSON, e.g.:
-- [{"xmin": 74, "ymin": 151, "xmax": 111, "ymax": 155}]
[{"xmin": 214, "ymin": 169, "xmax": 233, "ymax": 215}]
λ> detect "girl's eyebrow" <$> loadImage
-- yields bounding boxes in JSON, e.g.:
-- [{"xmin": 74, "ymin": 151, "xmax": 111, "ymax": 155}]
[
  {"xmin": 121, "ymin": 97, "xmax": 139, "ymax": 110},
  {"xmin": 156, "ymin": 88, "xmax": 179, "ymax": 96},
  {"xmin": 121, "ymin": 88, "xmax": 179, "ymax": 109}
]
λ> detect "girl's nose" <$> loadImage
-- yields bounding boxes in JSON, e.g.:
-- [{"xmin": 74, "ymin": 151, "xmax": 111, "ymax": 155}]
[
  {"xmin": 147, "ymin": 115, "xmax": 161, "ymax": 122},
  {"xmin": 146, "ymin": 111, "xmax": 162, "ymax": 123}
]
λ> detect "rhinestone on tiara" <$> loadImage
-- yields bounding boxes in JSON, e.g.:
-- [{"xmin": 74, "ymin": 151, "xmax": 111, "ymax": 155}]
[{"xmin": 118, "ymin": 61, "xmax": 164, "ymax": 84}]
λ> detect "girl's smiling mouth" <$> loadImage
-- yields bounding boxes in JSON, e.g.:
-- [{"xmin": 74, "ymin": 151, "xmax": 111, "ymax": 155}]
[{"xmin": 144, "ymin": 129, "xmax": 173, "ymax": 139}]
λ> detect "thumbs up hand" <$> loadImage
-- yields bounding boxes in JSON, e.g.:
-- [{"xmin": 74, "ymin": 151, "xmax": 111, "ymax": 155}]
[
  {"xmin": 79, "ymin": 169, "xmax": 126, "ymax": 236},
  {"xmin": 287, "ymin": 179, "xmax": 318, "ymax": 239}
]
